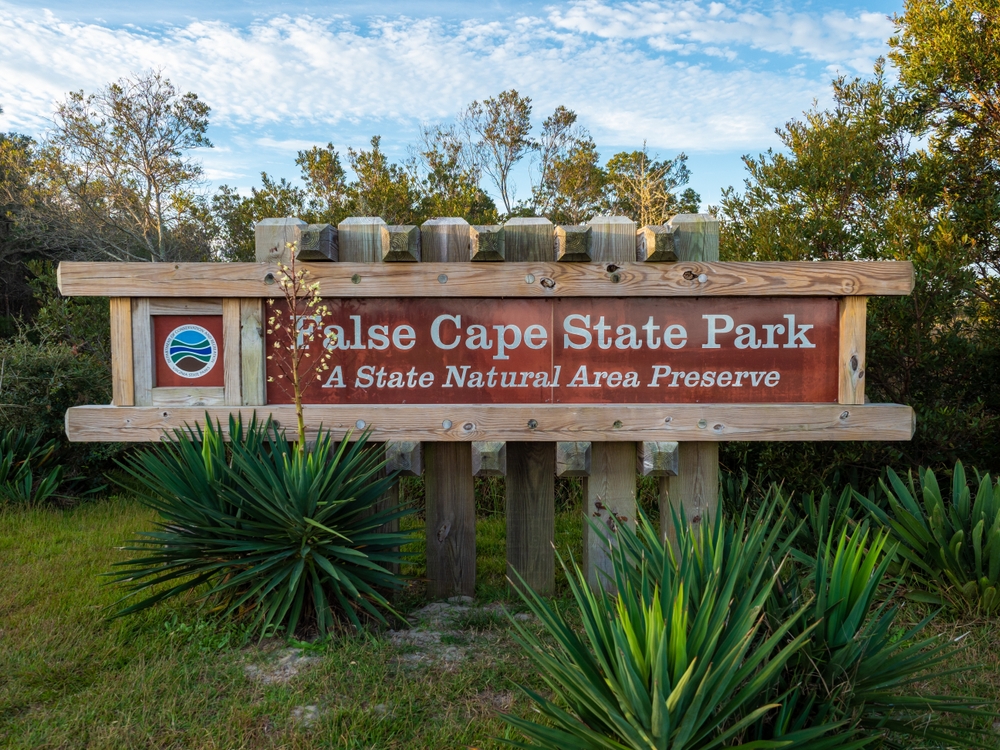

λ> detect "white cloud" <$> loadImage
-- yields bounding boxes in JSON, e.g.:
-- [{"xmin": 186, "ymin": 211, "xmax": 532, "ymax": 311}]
[{"xmin": 0, "ymin": 0, "xmax": 889, "ymax": 156}]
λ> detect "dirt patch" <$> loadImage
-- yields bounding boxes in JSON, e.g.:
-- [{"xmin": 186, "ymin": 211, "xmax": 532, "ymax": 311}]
[{"xmin": 244, "ymin": 647, "xmax": 319, "ymax": 684}]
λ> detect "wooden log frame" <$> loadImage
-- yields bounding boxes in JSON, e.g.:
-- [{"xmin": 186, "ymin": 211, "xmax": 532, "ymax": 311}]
[
  {"xmin": 58, "ymin": 260, "xmax": 915, "ymax": 298},
  {"xmin": 65, "ymin": 213, "xmax": 917, "ymax": 601}
]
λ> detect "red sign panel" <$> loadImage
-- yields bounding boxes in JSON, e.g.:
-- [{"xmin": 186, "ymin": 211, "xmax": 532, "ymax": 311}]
[
  {"xmin": 265, "ymin": 298, "xmax": 839, "ymax": 404},
  {"xmin": 153, "ymin": 315, "xmax": 225, "ymax": 387}
]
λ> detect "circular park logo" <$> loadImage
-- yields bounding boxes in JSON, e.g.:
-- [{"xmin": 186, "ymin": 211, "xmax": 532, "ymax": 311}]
[{"xmin": 163, "ymin": 324, "xmax": 219, "ymax": 379}]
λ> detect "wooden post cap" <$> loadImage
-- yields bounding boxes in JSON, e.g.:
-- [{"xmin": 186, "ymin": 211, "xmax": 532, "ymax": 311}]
[
  {"xmin": 556, "ymin": 441, "xmax": 591, "ymax": 476},
  {"xmin": 469, "ymin": 225, "xmax": 505, "ymax": 262},
  {"xmin": 555, "ymin": 225, "xmax": 592, "ymax": 262},
  {"xmin": 636, "ymin": 225, "xmax": 677, "ymax": 262},
  {"xmin": 381, "ymin": 225, "xmax": 420, "ymax": 262},
  {"xmin": 297, "ymin": 223, "xmax": 339, "ymax": 261},
  {"xmin": 668, "ymin": 213, "xmax": 720, "ymax": 262},
  {"xmin": 386, "ymin": 441, "xmax": 423, "ymax": 476},
  {"xmin": 637, "ymin": 441, "xmax": 679, "ymax": 476},
  {"xmin": 255, "ymin": 217, "xmax": 306, "ymax": 264},
  {"xmin": 472, "ymin": 441, "xmax": 507, "ymax": 476}
]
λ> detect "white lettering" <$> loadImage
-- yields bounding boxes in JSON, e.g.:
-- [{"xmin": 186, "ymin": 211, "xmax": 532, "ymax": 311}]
[{"xmin": 431, "ymin": 314, "xmax": 461, "ymax": 350}]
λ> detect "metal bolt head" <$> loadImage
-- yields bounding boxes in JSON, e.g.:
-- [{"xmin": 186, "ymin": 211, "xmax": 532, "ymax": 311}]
[
  {"xmin": 524, "ymin": 273, "xmax": 535, "ymax": 284},
  {"xmin": 613, "ymin": 420, "xmax": 623, "ymax": 429},
  {"xmin": 438, "ymin": 274, "xmax": 448, "ymax": 284},
  {"xmin": 355, "ymin": 419, "xmax": 366, "ymax": 429},
  {"xmin": 442, "ymin": 419, "xmax": 452, "ymax": 429},
  {"xmin": 697, "ymin": 273, "xmax": 708, "ymax": 283},
  {"xmin": 264, "ymin": 272, "xmax": 276, "ymax": 285},
  {"xmin": 527, "ymin": 419, "xmax": 538, "ymax": 429},
  {"xmin": 698, "ymin": 419, "xmax": 708, "ymax": 429},
  {"xmin": 351, "ymin": 273, "xmax": 361, "ymax": 284}
]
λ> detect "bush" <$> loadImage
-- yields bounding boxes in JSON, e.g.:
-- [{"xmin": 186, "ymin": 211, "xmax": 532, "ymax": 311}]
[
  {"xmin": 109, "ymin": 415, "xmax": 414, "ymax": 637},
  {"xmin": 504, "ymin": 497, "xmax": 992, "ymax": 748},
  {"xmin": 861, "ymin": 460, "xmax": 1000, "ymax": 613}
]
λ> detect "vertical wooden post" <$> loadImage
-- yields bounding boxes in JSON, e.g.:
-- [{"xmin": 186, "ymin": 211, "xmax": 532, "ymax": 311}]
[
  {"xmin": 130, "ymin": 298, "xmax": 152, "ymax": 406},
  {"xmin": 661, "ymin": 213, "xmax": 721, "ymax": 544},
  {"xmin": 239, "ymin": 299, "xmax": 265, "ymax": 406},
  {"xmin": 421, "ymin": 217, "xmax": 477, "ymax": 598},
  {"xmin": 254, "ymin": 218, "xmax": 306, "ymax": 263},
  {"xmin": 839, "ymin": 297, "xmax": 867, "ymax": 405},
  {"xmin": 583, "ymin": 216, "xmax": 637, "ymax": 590},
  {"xmin": 503, "ymin": 217, "xmax": 556, "ymax": 595},
  {"xmin": 110, "ymin": 298, "xmax": 134, "ymax": 407},
  {"xmin": 222, "ymin": 299, "xmax": 242, "ymax": 406}
]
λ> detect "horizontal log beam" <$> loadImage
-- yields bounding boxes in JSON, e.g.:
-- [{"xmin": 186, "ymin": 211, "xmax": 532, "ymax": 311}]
[
  {"xmin": 57, "ymin": 261, "xmax": 914, "ymax": 298},
  {"xmin": 65, "ymin": 403, "xmax": 915, "ymax": 443}
]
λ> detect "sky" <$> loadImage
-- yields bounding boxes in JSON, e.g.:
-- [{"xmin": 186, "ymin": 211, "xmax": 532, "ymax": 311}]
[{"xmin": 0, "ymin": 0, "xmax": 902, "ymax": 210}]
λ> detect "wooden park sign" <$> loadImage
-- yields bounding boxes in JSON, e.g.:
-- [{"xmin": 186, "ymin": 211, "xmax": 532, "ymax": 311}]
[{"xmin": 57, "ymin": 214, "xmax": 915, "ymax": 595}]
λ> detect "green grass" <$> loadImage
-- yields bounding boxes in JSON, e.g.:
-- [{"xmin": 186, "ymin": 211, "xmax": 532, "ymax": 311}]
[
  {"xmin": 2, "ymin": 497, "xmax": 998, "ymax": 749},
  {"xmin": 0, "ymin": 497, "xmax": 585, "ymax": 749}
]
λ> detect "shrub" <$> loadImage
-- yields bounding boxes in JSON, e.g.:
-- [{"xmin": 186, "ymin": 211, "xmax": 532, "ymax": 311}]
[
  {"xmin": 0, "ymin": 427, "xmax": 63, "ymax": 506},
  {"xmin": 504, "ymin": 497, "xmax": 992, "ymax": 748},
  {"xmin": 860, "ymin": 460, "xmax": 1000, "ymax": 613},
  {"xmin": 109, "ymin": 414, "xmax": 414, "ymax": 636}
]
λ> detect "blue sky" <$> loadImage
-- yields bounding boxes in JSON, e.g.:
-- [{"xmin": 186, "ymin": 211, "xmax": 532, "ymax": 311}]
[{"xmin": 0, "ymin": 0, "xmax": 901, "ymax": 210}]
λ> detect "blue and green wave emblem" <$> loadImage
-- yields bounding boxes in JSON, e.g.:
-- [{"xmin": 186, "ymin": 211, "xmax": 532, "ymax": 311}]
[{"xmin": 164, "ymin": 325, "xmax": 218, "ymax": 378}]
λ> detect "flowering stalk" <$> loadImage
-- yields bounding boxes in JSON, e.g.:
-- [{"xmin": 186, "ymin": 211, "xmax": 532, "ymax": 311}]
[{"xmin": 265, "ymin": 243, "xmax": 334, "ymax": 455}]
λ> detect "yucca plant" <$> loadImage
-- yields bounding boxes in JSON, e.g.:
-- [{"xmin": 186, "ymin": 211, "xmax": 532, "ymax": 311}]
[
  {"xmin": 758, "ymin": 524, "xmax": 992, "ymax": 748},
  {"xmin": 501, "ymin": 500, "xmax": 834, "ymax": 749},
  {"xmin": 0, "ymin": 427, "xmax": 63, "ymax": 506},
  {"xmin": 108, "ymin": 414, "xmax": 413, "ymax": 636},
  {"xmin": 859, "ymin": 461, "xmax": 1000, "ymax": 613}
]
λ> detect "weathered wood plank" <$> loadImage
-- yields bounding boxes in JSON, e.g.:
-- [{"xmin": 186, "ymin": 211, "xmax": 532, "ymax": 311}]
[
  {"xmin": 255, "ymin": 217, "xmax": 306, "ymax": 264},
  {"xmin": 555, "ymin": 226, "xmax": 592, "ymax": 262},
  {"xmin": 662, "ymin": 443, "xmax": 719, "ymax": 547},
  {"xmin": 636, "ymin": 226, "xmax": 677, "ymax": 262},
  {"xmin": 338, "ymin": 217, "xmax": 385, "ymax": 262},
  {"xmin": 507, "ymin": 442, "xmax": 555, "ymax": 595},
  {"xmin": 839, "ymin": 296, "xmax": 868, "ymax": 405},
  {"xmin": 222, "ymin": 298, "xmax": 242, "ymax": 406},
  {"xmin": 419, "ymin": 216, "xmax": 476, "ymax": 598},
  {"xmin": 556, "ymin": 441, "xmax": 591, "ymax": 476},
  {"xmin": 57, "ymin": 261, "xmax": 915, "ymax": 298},
  {"xmin": 472, "ymin": 441, "xmax": 506, "ymax": 476},
  {"xmin": 669, "ymin": 213, "xmax": 719, "ymax": 262},
  {"xmin": 424, "ymin": 442, "xmax": 476, "ymax": 598},
  {"xmin": 239, "ymin": 299, "xmax": 265, "ymax": 406},
  {"xmin": 65, "ymin": 403, "xmax": 916, "ymax": 443},
  {"xmin": 381, "ymin": 225, "xmax": 420, "ymax": 262},
  {"xmin": 503, "ymin": 217, "xmax": 557, "ymax": 595},
  {"xmin": 298, "ymin": 223, "xmax": 338, "ymax": 262},
  {"xmin": 110, "ymin": 298, "xmax": 134, "ymax": 407},
  {"xmin": 148, "ymin": 298, "xmax": 223, "ymax": 315},
  {"xmin": 584, "ymin": 216, "xmax": 639, "ymax": 590},
  {"xmin": 470, "ymin": 225, "xmax": 505, "ymax": 262},
  {"xmin": 151, "ymin": 387, "xmax": 226, "ymax": 407},
  {"xmin": 130, "ymin": 297, "xmax": 152, "ymax": 406}
]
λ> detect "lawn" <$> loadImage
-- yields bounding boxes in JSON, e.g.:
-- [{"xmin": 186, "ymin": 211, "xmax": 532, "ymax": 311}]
[
  {"xmin": 3, "ymin": 496, "xmax": 1000, "ymax": 749},
  {"xmin": 0, "ymin": 496, "xmax": 583, "ymax": 749}
]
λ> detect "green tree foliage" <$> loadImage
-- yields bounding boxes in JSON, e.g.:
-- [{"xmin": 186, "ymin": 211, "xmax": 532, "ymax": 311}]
[
  {"xmin": 45, "ymin": 70, "xmax": 213, "ymax": 262},
  {"xmin": 210, "ymin": 176, "xmax": 310, "ymax": 262},
  {"xmin": 412, "ymin": 125, "xmax": 498, "ymax": 223},
  {"xmin": 604, "ymin": 145, "xmax": 700, "ymax": 226},
  {"xmin": 720, "ymin": 5, "xmax": 1000, "ymax": 484},
  {"xmin": 532, "ymin": 106, "xmax": 606, "ymax": 224},
  {"xmin": 344, "ymin": 136, "xmax": 420, "ymax": 224}
]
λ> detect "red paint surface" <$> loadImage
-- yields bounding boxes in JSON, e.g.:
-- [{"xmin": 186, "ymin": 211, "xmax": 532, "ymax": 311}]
[
  {"xmin": 153, "ymin": 315, "xmax": 226, "ymax": 387},
  {"xmin": 265, "ymin": 298, "xmax": 839, "ymax": 404}
]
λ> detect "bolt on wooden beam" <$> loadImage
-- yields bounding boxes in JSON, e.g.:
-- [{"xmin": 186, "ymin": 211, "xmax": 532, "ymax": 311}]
[
  {"xmin": 636, "ymin": 225, "xmax": 677, "ymax": 262},
  {"xmin": 386, "ymin": 440, "xmax": 423, "ymax": 475},
  {"xmin": 297, "ymin": 223, "xmax": 338, "ymax": 261},
  {"xmin": 637, "ymin": 441, "xmax": 679, "ymax": 476},
  {"xmin": 472, "ymin": 441, "xmax": 506, "ymax": 476},
  {"xmin": 381, "ymin": 225, "xmax": 420, "ymax": 262},
  {"xmin": 255, "ymin": 217, "xmax": 306, "ymax": 263},
  {"xmin": 556, "ymin": 441, "xmax": 591, "ymax": 476},
  {"xmin": 555, "ymin": 225, "xmax": 592, "ymax": 261}
]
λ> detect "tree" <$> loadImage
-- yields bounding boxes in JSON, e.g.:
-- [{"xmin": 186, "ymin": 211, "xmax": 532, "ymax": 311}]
[
  {"xmin": 889, "ymin": 0, "xmax": 1000, "ymax": 307},
  {"xmin": 719, "ymin": 66, "xmax": 999, "ymax": 482},
  {"xmin": 411, "ymin": 125, "xmax": 497, "ymax": 223},
  {"xmin": 296, "ymin": 143, "xmax": 349, "ymax": 224},
  {"xmin": 605, "ymin": 145, "xmax": 699, "ymax": 226},
  {"xmin": 210, "ymin": 174, "xmax": 311, "ymax": 262},
  {"xmin": 532, "ymin": 106, "xmax": 605, "ymax": 224},
  {"xmin": 45, "ymin": 70, "xmax": 213, "ymax": 262},
  {"xmin": 460, "ymin": 90, "xmax": 534, "ymax": 216},
  {"xmin": 344, "ymin": 136, "xmax": 420, "ymax": 224}
]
